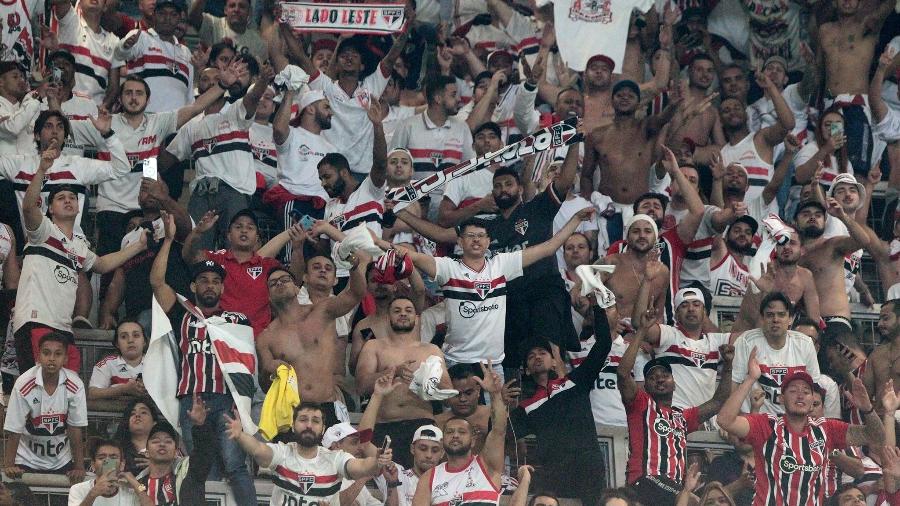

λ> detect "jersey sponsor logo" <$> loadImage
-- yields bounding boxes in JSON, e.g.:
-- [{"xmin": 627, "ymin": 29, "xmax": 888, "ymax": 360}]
[
  {"xmin": 139, "ymin": 135, "xmax": 158, "ymax": 146},
  {"xmin": 28, "ymin": 438, "xmax": 67, "ymax": 458},
  {"xmin": 247, "ymin": 266, "xmax": 263, "ymax": 279},
  {"xmin": 778, "ymin": 454, "xmax": 820, "ymax": 474},
  {"xmin": 280, "ymin": 497, "xmax": 324, "ymax": 506},
  {"xmin": 568, "ymin": 0, "xmax": 612, "ymax": 23},
  {"xmin": 54, "ymin": 265, "xmax": 77, "ymax": 285},
  {"xmin": 514, "ymin": 218, "xmax": 528, "ymax": 235},
  {"xmin": 450, "ymin": 493, "xmax": 464, "ymax": 506},
  {"xmin": 652, "ymin": 417, "xmax": 685, "ymax": 437},
  {"xmin": 459, "ymin": 301, "xmax": 498, "ymax": 318}
]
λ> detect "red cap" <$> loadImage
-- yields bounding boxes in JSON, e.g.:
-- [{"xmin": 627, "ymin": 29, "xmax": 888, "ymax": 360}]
[
  {"xmin": 586, "ymin": 54, "xmax": 615, "ymax": 72},
  {"xmin": 781, "ymin": 370, "xmax": 816, "ymax": 395},
  {"xmin": 313, "ymin": 38, "xmax": 337, "ymax": 53}
]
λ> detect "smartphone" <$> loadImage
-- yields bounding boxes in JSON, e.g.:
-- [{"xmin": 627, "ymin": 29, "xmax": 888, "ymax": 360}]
[
  {"xmin": 300, "ymin": 214, "xmax": 316, "ymax": 230},
  {"xmin": 142, "ymin": 158, "xmax": 158, "ymax": 180},
  {"xmin": 151, "ymin": 218, "xmax": 166, "ymax": 241},
  {"xmin": 101, "ymin": 457, "xmax": 119, "ymax": 475},
  {"xmin": 829, "ymin": 121, "xmax": 844, "ymax": 138},
  {"xmin": 381, "ymin": 435, "xmax": 391, "ymax": 452}
]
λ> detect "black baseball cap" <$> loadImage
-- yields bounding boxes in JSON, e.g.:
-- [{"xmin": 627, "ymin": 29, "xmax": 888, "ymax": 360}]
[
  {"xmin": 191, "ymin": 260, "xmax": 226, "ymax": 281},
  {"xmin": 727, "ymin": 215, "xmax": 759, "ymax": 236},
  {"xmin": 155, "ymin": 0, "xmax": 186, "ymax": 10},
  {"xmin": 612, "ymin": 79, "xmax": 641, "ymax": 100},
  {"xmin": 148, "ymin": 421, "xmax": 180, "ymax": 443},
  {"xmin": 46, "ymin": 184, "xmax": 79, "ymax": 203},
  {"xmin": 643, "ymin": 357, "xmax": 673, "ymax": 377},
  {"xmin": 793, "ymin": 199, "xmax": 826, "ymax": 219},
  {"xmin": 229, "ymin": 209, "xmax": 258, "ymax": 228},
  {"xmin": 522, "ymin": 338, "xmax": 554, "ymax": 368},
  {"xmin": 46, "ymin": 50, "xmax": 76, "ymax": 66}
]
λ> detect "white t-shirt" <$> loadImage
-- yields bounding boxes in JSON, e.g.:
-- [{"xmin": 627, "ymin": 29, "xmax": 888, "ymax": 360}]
[
  {"xmin": 4, "ymin": 365, "xmax": 88, "ymax": 471},
  {"xmin": 276, "ymin": 126, "xmax": 332, "ymax": 200},
  {"xmin": 375, "ymin": 463, "xmax": 419, "ymax": 506},
  {"xmin": 720, "ymin": 133, "xmax": 774, "ymax": 203},
  {"xmin": 568, "ymin": 335, "xmax": 646, "ymax": 427},
  {"xmin": 552, "ymin": 196, "xmax": 599, "ymax": 269},
  {"xmin": 793, "ymin": 140, "xmax": 853, "ymax": 191},
  {"xmin": 13, "ymin": 216, "xmax": 98, "ymax": 333},
  {"xmin": 434, "ymin": 252, "xmax": 524, "ymax": 363},
  {"xmin": 250, "ymin": 122, "xmax": 278, "ymax": 189},
  {"xmin": 383, "ymin": 105, "xmax": 417, "ymax": 147},
  {"xmin": 114, "ymin": 28, "xmax": 193, "ymax": 113},
  {"xmin": 68, "ymin": 480, "xmax": 140, "ymax": 506},
  {"xmin": 340, "ymin": 477, "xmax": 383, "ymax": 506},
  {"xmin": 667, "ymin": 205, "xmax": 721, "ymax": 289},
  {"xmin": 310, "ymin": 69, "xmax": 390, "ymax": 174},
  {"xmin": 55, "ymin": 8, "xmax": 121, "ymax": 104},
  {"xmin": 536, "ymin": 0, "xmax": 654, "ymax": 71},
  {"xmin": 89, "ymin": 355, "xmax": 143, "ymax": 389},
  {"xmin": 442, "ymin": 168, "xmax": 494, "ymax": 209},
  {"xmin": 50, "ymin": 94, "xmax": 99, "ymax": 156},
  {"xmin": 326, "ymin": 177, "xmax": 385, "ymax": 277},
  {"xmin": 0, "ymin": 93, "xmax": 43, "ymax": 156},
  {"xmin": 875, "ymin": 108, "xmax": 900, "ymax": 143},
  {"xmin": 746, "ymin": 83, "xmax": 809, "ymax": 137},
  {"xmin": 0, "ymin": 0, "xmax": 39, "ymax": 73},
  {"xmin": 266, "ymin": 444, "xmax": 352, "ymax": 506},
  {"xmin": 655, "ymin": 325, "xmax": 731, "ymax": 409},
  {"xmin": 198, "ymin": 14, "xmax": 266, "ymax": 62},
  {"xmin": 731, "ymin": 328, "xmax": 821, "ymax": 415}
]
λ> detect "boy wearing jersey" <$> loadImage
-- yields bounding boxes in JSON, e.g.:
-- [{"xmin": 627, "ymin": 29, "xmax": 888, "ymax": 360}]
[
  {"xmin": 13, "ymin": 137, "xmax": 149, "ymax": 373},
  {"xmin": 224, "ymin": 402, "xmax": 393, "ymax": 506},
  {"xmin": 618, "ymin": 305, "xmax": 734, "ymax": 502},
  {"xmin": 67, "ymin": 440, "xmax": 145, "ymax": 505},
  {"xmin": 411, "ymin": 362, "xmax": 507, "ymax": 506},
  {"xmin": 718, "ymin": 351, "xmax": 889, "ymax": 506},
  {"xmin": 3, "ymin": 333, "xmax": 87, "ymax": 483}
]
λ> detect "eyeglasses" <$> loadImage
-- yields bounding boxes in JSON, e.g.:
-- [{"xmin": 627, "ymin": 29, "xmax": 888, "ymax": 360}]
[
  {"xmin": 267, "ymin": 275, "xmax": 294, "ymax": 288},
  {"xmin": 462, "ymin": 233, "xmax": 488, "ymax": 240}
]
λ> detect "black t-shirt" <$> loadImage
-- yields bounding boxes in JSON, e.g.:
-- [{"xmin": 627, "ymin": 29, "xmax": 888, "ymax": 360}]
[
  {"xmin": 122, "ymin": 237, "xmax": 190, "ymax": 317},
  {"xmin": 486, "ymin": 186, "xmax": 564, "ymax": 294}
]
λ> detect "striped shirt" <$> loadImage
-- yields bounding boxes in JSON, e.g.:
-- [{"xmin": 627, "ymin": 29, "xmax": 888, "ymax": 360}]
[
  {"xmin": 743, "ymin": 413, "xmax": 848, "ymax": 506},
  {"xmin": 265, "ymin": 444, "xmax": 352, "ymax": 506},
  {"xmin": 720, "ymin": 133, "xmax": 774, "ymax": 203},
  {"xmin": 89, "ymin": 354, "xmax": 143, "ymax": 389},
  {"xmin": 654, "ymin": 325, "xmax": 731, "ymax": 409},
  {"xmin": 667, "ymin": 205, "xmax": 721, "ymax": 290},
  {"xmin": 429, "ymin": 456, "xmax": 500, "ymax": 506},
  {"xmin": 114, "ymin": 28, "xmax": 194, "ymax": 113},
  {"xmin": 139, "ymin": 472, "xmax": 177, "ymax": 505},
  {"xmin": 390, "ymin": 111, "xmax": 474, "ymax": 175},
  {"xmin": 54, "ymin": 8, "xmax": 121, "ymax": 104},
  {"xmin": 0, "ymin": 0, "xmax": 39, "ymax": 72},
  {"xmin": 625, "ymin": 389, "xmax": 700, "ymax": 484}
]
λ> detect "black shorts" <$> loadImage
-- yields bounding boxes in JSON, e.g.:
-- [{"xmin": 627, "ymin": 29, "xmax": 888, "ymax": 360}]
[
  {"xmin": 373, "ymin": 418, "xmax": 434, "ymax": 469},
  {"xmin": 505, "ymin": 281, "xmax": 579, "ymax": 367},
  {"xmin": 629, "ymin": 475, "xmax": 682, "ymax": 503}
]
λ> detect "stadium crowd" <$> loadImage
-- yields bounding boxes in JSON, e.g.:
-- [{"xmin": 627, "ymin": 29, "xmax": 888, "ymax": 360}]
[{"xmin": 0, "ymin": 0, "xmax": 899, "ymax": 503}]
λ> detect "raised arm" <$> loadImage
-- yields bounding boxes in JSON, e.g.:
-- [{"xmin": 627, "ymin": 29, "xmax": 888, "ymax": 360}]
[
  {"xmin": 369, "ymin": 101, "xmax": 387, "ymax": 188},
  {"xmin": 476, "ymin": 362, "xmax": 508, "ymax": 476},
  {"xmin": 22, "ymin": 145, "xmax": 60, "ymax": 231},
  {"xmin": 279, "ymin": 23, "xmax": 316, "ymax": 75},
  {"xmin": 631, "ymin": 279, "xmax": 662, "ymax": 346},
  {"xmin": 91, "ymin": 229, "xmax": 148, "ymax": 274},
  {"xmin": 827, "ymin": 197, "xmax": 874, "ymax": 254},
  {"xmin": 618, "ymin": 312, "xmax": 650, "ymax": 405},
  {"xmin": 186, "ymin": 0, "xmax": 205, "ymax": 31},
  {"xmin": 844, "ymin": 377, "xmax": 885, "ymax": 448},
  {"xmin": 242, "ymin": 66, "xmax": 275, "ymax": 120},
  {"xmin": 664, "ymin": 147, "xmax": 705, "ymax": 244},
  {"xmin": 326, "ymin": 250, "xmax": 372, "ymax": 318},
  {"xmin": 717, "ymin": 347, "xmax": 758, "ymax": 439},
  {"xmin": 552, "ymin": 136, "xmax": 581, "ymax": 196},
  {"xmin": 871, "ymin": 48, "xmax": 898, "ymax": 124},
  {"xmin": 224, "ymin": 410, "xmax": 274, "ymax": 468},
  {"xmin": 149, "ymin": 212, "xmax": 179, "ymax": 312},
  {"xmin": 757, "ymin": 71, "xmax": 795, "ymax": 147},
  {"xmin": 763, "ymin": 134, "xmax": 800, "ymax": 204},
  {"xmin": 396, "ymin": 208, "xmax": 459, "ymax": 244},
  {"xmin": 466, "ymin": 71, "xmax": 503, "ymax": 132},
  {"xmin": 696, "ymin": 344, "xmax": 735, "ymax": 422},
  {"xmin": 182, "ymin": 211, "xmax": 218, "ymax": 264},
  {"xmin": 176, "ymin": 62, "xmax": 242, "ymax": 128},
  {"xmin": 521, "ymin": 208, "xmax": 593, "ymax": 267},
  {"xmin": 272, "ymin": 88, "xmax": 296, "ymax": 146}
]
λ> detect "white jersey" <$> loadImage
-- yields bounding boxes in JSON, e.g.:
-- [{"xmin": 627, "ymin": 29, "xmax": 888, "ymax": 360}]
[
  {"xmin": 0, "ymin": 0, "xmax": 39, "ymax": 72},
  {"xmin": 0, "ymin": 93, "xmax": 42, "ymax": 155},
  {"xmin": 0, "ymin": 134, "xmax": 131, "ymax": 231},
  {"xmin": 13, "ymin": 216, "xmax": 97, "ymax": 333},
  {"xmin": 325, "ymin": 177, "xmax": 385, "ymax": 277},
  {"xmin": 340, "ymin": 478, "xmax": 382, "ymax": 506},
  {"xmin": 434, "ymin": 252, "xmax": 524, "ymax": 363},
  {"xmin": 667, "ymin": 205, "xmax": 721, "ymax": 289},
  {"xmin": 793, "ymin": 140, "xmax": 854, "ymax": 191},
  {"xmin": 250, "ymin": 122, "xmax": 278, "ymax": 189},
  {"xmin": 57, "ymin": 93, "xmax": 100, "ymax": 156},
  {"xmin": 309, "ymin": 69, "xmax": 390, "ymax": 174},
  {"xmin": 731, "ymin": 328, "xmax": 821, "ymax": 415},
  {"xmin": 68, "ymin": 479, "xmax": 139, "ymax": 505},
  {"xmin": 746, "ymin": 83, "xmax": 810, "ymax": 137},
  {"xmin": 710, "ymin": 251, "xmax": 750, "ymax": 297},
  {"xmin": 114, "ymin": 28, "xmax": 194, "ymax": 113},
  {"xmin": 95, "ymin": 111, "xmax": 178, "ymax": 213},
  {"xmin": 166, "ymin": 100, "xmax": 256, "ymax": 196},
  {"xmin": 875, "ymin": 108, "xmax": 900, "ymax": 143},
  {"xmin": 561, "ymin": 269, "xmax": 584, "ymax": 334},
  {"xmin": 457, "ymin": 85, "xmax": 523, "ymax": 144},
  {"xmin": 89, "ymin": 354, "xmax": 143, "ymax": 389},
  {"xmin": 382, "ymin": 104, "xmax": 417, "ymax": 147},
  {"xmin": 568, "ymin": 335, "xmax": 646, "ymax": 427},
  {"xmin": 375, "ymin": 464, "xmax": 419, "ymax": 506},
  {"xmin": 442, "ymin": 167, "xmax": 494, "ymax": 210},
  {"xmin": 655, "ymin": 326, "xmax": 731, "ymax": 409},
  {"xmin": 55, "ymin": 8, "xmax": 121, "ymax": 104},
  {"xmin": 720, "ymin": 133, "xmax": 774, "ymax": 204},
  {"xmin": 265, "ymin": 443, "xmax": 352, "ymax": 506},
  {"xmin": 4, "ymin": 365, "xmax": 88, "ymax": 471},
  {"xmin": 276, "ymin": 126, "xmax": 332, "ymax": 200},
  {"xmin": 552, "ymin": 196, "xmax": 599, "ymax": 269},
  {"xmin": 429, "ymin": 456, "xmax": 500, "ymax": 506},
  {"xmin": 0, "ymin": 224, "xmax": 10, "ymax": 282},
  {"xmin": 464, "ymin": 9, "xmax": 538, "ymax": 58}
]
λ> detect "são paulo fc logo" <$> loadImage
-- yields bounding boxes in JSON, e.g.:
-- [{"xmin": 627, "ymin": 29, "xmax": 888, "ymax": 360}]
[
  {"xmin": 514, "ymin": 218, "xmax": 529, "ymax": 235},
  {"xmin": 247, "ymin": 266, "xmax": 263, "ymax": 279},
  {"xmin": 297, "ymin": 474, "xmax": 316, "ymax": 493},
  {"xmin": 474, "ymin": 281, "xmax": 491, "ymax": 299},
  {"xmin": 779, "ymin": 455, "xmax": 820, "ymax": 474}
]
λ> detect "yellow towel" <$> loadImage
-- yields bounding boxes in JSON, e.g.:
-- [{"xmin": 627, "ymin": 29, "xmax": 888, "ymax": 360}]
[{"xmin": 259, "ymin": 364, "xmax": 300, "ymax": 440}]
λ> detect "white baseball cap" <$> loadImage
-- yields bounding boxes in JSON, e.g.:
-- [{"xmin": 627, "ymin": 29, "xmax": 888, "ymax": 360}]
[
  {"xmin": 674, "ymin": 287, "xmax": 705, "ymax": 309},
  {"xmin": 412, "ymin": 425, "xmax": 443, "ymax": 443},
  {"xmin": 299, "ymin": 89, "xmax": 327, "ymax": 110},
  {"xmin": 322, "ymin": 422, "xmax": 372, "ymax": 448}
]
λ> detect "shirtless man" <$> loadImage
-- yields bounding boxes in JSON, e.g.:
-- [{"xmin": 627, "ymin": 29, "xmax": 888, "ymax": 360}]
[
  {"xmin": 817, "ymin": 0, "xmax": 892, "ymax": 172},
  {"xmin": 355, "ymin": 296, "xmax": 449, "ymax": 469},
  {"xmin": 795, "ymin": 198, "xmax": 873, "ymax": 327},
  {"xmin": 862, "ymin": 300, "xmax": 900, "ymax": 412},
  {"xmin": 734, "ymin": 228, "xmax": 821, "ymax": 330},
  {"xmin": 719, "ymin": 64, "xmax": 749, "ymax": 104},
  {"xmin": 664, "ymin": 54, "xmax": 724, "ymax": 165},
  {"xmin": 256, "ymin": 254, "xmax": 370, "ymax": 426},
  {"xmin": 434, "ymin": 364, "xmax": 491, "ymax": 454},
  {"xmin": 349, "ymin": 270, "xmax": 398, "ymax": 374},
  {"xmin": 581, "ymin": 55, "xmax": 615, "ymax": 133}
]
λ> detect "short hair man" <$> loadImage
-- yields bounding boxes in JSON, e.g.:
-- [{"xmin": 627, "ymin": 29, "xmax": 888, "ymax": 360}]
[{"xmin": 67, "ymin": 439, "xmax": 145, "ymax": 504}]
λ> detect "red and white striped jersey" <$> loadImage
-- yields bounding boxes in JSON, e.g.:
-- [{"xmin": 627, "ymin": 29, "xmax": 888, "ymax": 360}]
[
  {"xmin": 250, "ymin": 122, "xmax": 277, "ymax": 189},
  {"xmin": 3, "ymin": 365, "xmax": 87, "ymax": 471},
  {"xmin": 429, "ymin": 456, "xmax": 500, "ymax": 506},
  {"xmin": 0, "ymin": 0, "xmax": 39, "ymax": 72},
  {"xmin": 464, "ymin": 10, "xmax": 539, "ymax": 60},
  {"xmin": 710, "ymin": 251, "xmax": 751, "ymax": 297},
  {"xmin": 743, "ymin": 413, "xmax": 848, "ymax": 506},
  {"xmin": 567, "ymin": 335, "xmax": 646, "ymax": 427},
  {"xmin": 792, "ymin": 141, "xmax": 848, "ymax": 191},
  {"xmin": 265, "ymin": 443, "xmax": 352, "ymax": 506},
  {"xmin": 625, "ymin": 389, "xmax": 700, "ymax": 484},
  {"xmin": 139, "ymin": 472, "xmax": 177, "ymax": 505},
  {"xmin": 114, "ymin": 28, "xmax": 194, "ymax": 113},
  {"xmin": 667, "ymin": 205, "xmax": 720, "ymax": 290},
  {"xmin": 56, "ymin": 93, "xmax": 100, "ymax": 156},
  {"xmin": 168, "ymin": 303, "xmax": 250, "ymax": 397},
  {"xmin": 54, "ymin": 8, "xmax": 121, "ymax": 104},
  {"xmin": 720, "ymin": 133, "xmax": 775, "ymax": 204},
  {"xmin": 275, "ymin": 125, "xmax": 331, "ymax": 200},
  {"xmin": 95, "ymin": 111, "xmax": 178, "ymax": 213},
  {"xmin": 166, "ymin": 100, "xmax": 256, "ymax": 196},
  {"xmin": 89, "ymin": 354, "xmax": 143, "ymax": 389},
  {"xmin": 13, "ymin": 216, "xmax": 97, "ymax": 333},
  {"xmin": 389, "ymin": 111, "xmax": 475, "ymax": 175},
  {"xmin": 654, "ymin": 325, "xmax": 731, "ymax": 409},
  {"xmin": 457, "ymin": 84, "xmax": 523, "ymax": 144},
  {"xmin": 434, "ymin": 251, "xmax": 523, "ymax": 364},
  {"xmin": 325, "ymin": 177, "xmax": 385, "ymax": 258}
]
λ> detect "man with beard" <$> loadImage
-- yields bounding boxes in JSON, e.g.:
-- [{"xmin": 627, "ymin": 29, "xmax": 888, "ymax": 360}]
[
  {"xmin": 632, "ymin": 280, "xmax": 733, "ymax": 409},
  {"xmin": 718, "ymin": 71, "xmax": 795, "ymax": 204},
  {"xmin": 264, "ymin": 86, "xmax": 333, "ymax": 250},
  {"xmin": 113, "ymin": 0, "xmax": 193, "ymax": 113},
  {"xmin": 719, "ymin": 346, "xmax": 888, "ymax": 506},
  {"xmin": 94, "ymin": 68, "xmax": 243, "ymax": 256},
  {"xmin": 356, "ymin": 298, "xmax": 449, "ymax": 467},
  {"xmin": 375, "ymin": 425, "xmax": 444, "ymax": 506},
  {"xmin": 349, "ymin": 267, "xmax": 401, "ymax": 373},
  {"xmin": 412, "ymin": 363, "xmax": 506, "ymax": 506},
  {"xmin": 619, "ymin": 303, "xmax": 733, "ymax": 502},
  {"xmin": 861, "ymin": 300, "xmax": 900, "ymax": 413},
  {"xmin": 794, "ymin": 198, "xmax": 874, "ymax": 328},
  {"xmin": 719, "ymin": 64, "xmax": 749, "ymax": 104},
  {"xmin": 256, "ymin": 253, "xmax": 370, "ymax": 423},
  {"xmin": 582, "ymin": 55, "xmax": 615, "ymax": 132},
  {"xmin": 581, "ymin": 79, "xmax": 691, "ymax": 236},
  {"xmin": 188, "ymin": 0, "xmax": 265, "ymax": 61},
  {"xmin": 663, "ymin": 54, "xmax": 723, "ymax": 166},
  {"xmin": 160, "ymin": 61, "xmax": 271, "ymax": 250},
  {"xmin": 434, "ymin": 365, "xmax": 491, "ymax": 454},
  {"xmin": 397, "ymin": 142, "xmax": 583, "ymax": 367},
  {"xmin": 709, "ymin": 215, "xmax": 757, "ymax": 297},
  {"xmin": 227, "ymin": 401, "xmax": 391, "ymax": 506},
  {"xmin": 149, "ymin": 215, "xmax": 257, "ymax": 504}
]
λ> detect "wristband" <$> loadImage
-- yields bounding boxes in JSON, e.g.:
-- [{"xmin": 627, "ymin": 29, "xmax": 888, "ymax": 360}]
[
  {"xmin": 859, "ymin": 406, "xmax": 875, "ymax": 415},
  {"xmin": 101, "ymin": 129, "xmax": 115, "ymax": 139},
  {"xmin": 387, "ymin": 481, "xmax": 402, "ymax": 488},
  {"xmin": 218, "ymin": 80, "xmax": 230, "ymax": 89}
]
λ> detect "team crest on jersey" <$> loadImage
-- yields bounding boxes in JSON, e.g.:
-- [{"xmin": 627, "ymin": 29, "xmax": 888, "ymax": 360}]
[
  {"xmin": 767, "ymin": 367, "xmax": 789, "ymax": 385},
  {"xmin": 204, "ymin": 137, "xmax": 217, "ymax": 152},
  {"xmin": 449, "ymin": 493, "xmax": 464, "ymax": 506},
  {"xmin": 247, "ymin": 266, "xmax": 263, "ymax": 279},
  {"xmin": 514, "ymin": 218, "xmax": 528, "ymax": 235},
  {"xmin": 35, "ymin": 414, "xmax": 65, "ymax": 433},
  {"xmin": 169, "ymin": 61, "xmax": 180, "ymax": 75},
  {"xmin": 474, "ymin": 281, "xmax": 491, "ymax": 299},
  {"xmin": 568, "ymin": 0, "xmax": 612, "ymax": 23},
  {"xmin": 297, "ymin": 474, "xmax": 316, "ymax": 493}
]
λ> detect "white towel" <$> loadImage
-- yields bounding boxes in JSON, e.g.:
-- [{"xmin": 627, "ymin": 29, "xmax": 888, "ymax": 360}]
[
  {"xmin": 333, "ymin": 224, "xmax": 385, "ymax": 271},
  {"xmin": 274, "ymin": 65, "xmax": 310, "ymax": 92},
  {"xmin": 575, "ymin": 264, "xmax": 617, "ymax": 308},
  {"xmin": 409, "ymin": 356, "xmax": 458, "ymax": 401}
]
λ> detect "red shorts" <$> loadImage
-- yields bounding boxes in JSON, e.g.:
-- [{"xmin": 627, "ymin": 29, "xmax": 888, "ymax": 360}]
[{"xmin": 14, "ymin": 323, "xmax": 80, "ymax": 373}]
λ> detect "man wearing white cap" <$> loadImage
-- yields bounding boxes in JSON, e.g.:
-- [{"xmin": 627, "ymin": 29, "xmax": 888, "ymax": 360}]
[
  {"xmin": 822, "ymin": 173, "xmax": 877, "ymax": 307},
  {"xmin": 375, "ymin": 425, "xmax": 445, "ymax": 506},
  {"xmin": 632, "ymin": 280, "xmax": 733, "ymax": 409},
  {"xmin": 264, "ymin": 86, "xmax": 334, "ymax": 260},
  {"xmin": 323, "ymin": 422, "xmax": 385, "ymax": 506}
]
